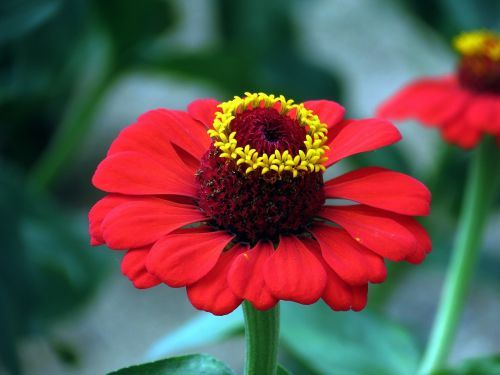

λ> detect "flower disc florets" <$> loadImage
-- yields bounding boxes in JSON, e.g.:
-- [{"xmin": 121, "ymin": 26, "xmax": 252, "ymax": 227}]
[
  {"xmin": 198, "ymin": 93, "xmax": 328, "ymax": 243},
  {"xmin": 454, "ymin": 31, "xmax": 500, "ymax": 93},
  {"xmin": 208, "ymin": 92, "xmax": 329, "ymax": 177}
]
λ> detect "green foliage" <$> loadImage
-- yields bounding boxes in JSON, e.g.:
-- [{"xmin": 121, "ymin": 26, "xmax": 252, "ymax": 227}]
[
  {"xmin": 92, "ymin": 0, "xmax": 177, "ymax": 64},
  {"xmin": 0, "ymin": 162, "xmax": 108, "ymax": 373},
  {"xmin": 281, "ymin": 303, "xmax": 420, "ymax": 375},
  {"xmin": 147, "ymin": 302, "xmax": 420, "ymax": 375},
  {"xmin": 431, "ymin": 355, "xmax": 500, "ymax": 375},
  {"xmin": 277, "ymin": 364, "xmax": 292, "ymax": 375},
  {"xmin": 108, "ymin": 354, "xmax": 235, "ymax": 375},
  {"xmin": 0, "ymin": 0, "xmax": 62, "ymax": 44}
]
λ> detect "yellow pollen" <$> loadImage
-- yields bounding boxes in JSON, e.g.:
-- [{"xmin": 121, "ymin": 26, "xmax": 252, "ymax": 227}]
[
  {"xmin": 208, "ymin": 92, "xmax": 329, "ymax": 177},
  {"xmin": 453, "ymin": 30, "xmax": 500, "ymax": 61}
]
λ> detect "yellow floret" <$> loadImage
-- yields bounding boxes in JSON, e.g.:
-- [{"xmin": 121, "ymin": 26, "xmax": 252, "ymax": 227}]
[
  {"xmin": 454, "ymin": 30, "xmax": 500, "ymax": 61},
  {"xmin": 208, "ymin": 92, "xmax": 329, "ymax": 177}
]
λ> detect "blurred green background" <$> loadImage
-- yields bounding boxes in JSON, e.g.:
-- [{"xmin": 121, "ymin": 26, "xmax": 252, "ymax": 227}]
[{"xmin": 1, "ymin": 0, "xmax": 500, "ymax": 374}]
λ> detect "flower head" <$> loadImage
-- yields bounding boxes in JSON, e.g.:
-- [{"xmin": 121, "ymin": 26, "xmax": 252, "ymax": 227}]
[
  {"xmin": 378, "ymin": 30, "xmax": 500, "ymax": 148},
  {"xmin": 89, "ymin": 92, "xmax": 431, "ymax": 315}
]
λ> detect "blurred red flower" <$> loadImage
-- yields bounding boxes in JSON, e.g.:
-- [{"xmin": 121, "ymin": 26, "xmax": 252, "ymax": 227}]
[
  {"xmin": 89, "ymin": 92, "xmax": 431, "ymax": 315},
  {"xmin": 378, "ymin": 31, "xmax": 500, "ymax": 149}
]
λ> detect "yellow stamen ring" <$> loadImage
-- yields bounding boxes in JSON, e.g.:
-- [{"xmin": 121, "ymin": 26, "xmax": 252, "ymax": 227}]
[
  {"xmin": 208, "ymin": 92, "xmax": 329, "ymax": 178},
  {"xmin": 454, "ymin": 30, "xmax": 500, "ymax": 62}
]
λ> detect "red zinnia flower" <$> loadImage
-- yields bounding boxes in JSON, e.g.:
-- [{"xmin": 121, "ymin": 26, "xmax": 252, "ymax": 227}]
[
  {"xmin": 378, "ymin": 31, "xmax": 500, "ymax": 149},
  {"xmin": 89, "ymin": 92, "xmax": 431, "ymax": 315}
]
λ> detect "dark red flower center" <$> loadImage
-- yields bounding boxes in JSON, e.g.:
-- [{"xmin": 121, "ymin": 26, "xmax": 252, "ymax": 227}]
[
  {"xmin": 196, "ymin": 106, "xmax": 325, "ymax": 243},
  {"xmin": 231, "ymin": 107, "xmax": 307, "ymax": 154},
  {"xmin": 457, "ymin": 55, "xmax": 500, "ymax": 94}
]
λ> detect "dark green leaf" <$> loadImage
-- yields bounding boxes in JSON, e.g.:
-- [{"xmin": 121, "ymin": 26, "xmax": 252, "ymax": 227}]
[
  {"xmin": 431, "ymin": 355, "xmax": 500, "ymax": 375},
  {"xmin": 281, "ymin": 302, "xmax": 420, "ymax": 375},
  {"xmin": 108, "ymin": 354, "xmax": 235, "ymax": 375},
  {"xmin": 0, "ymin": 0, "xmax": 62, "ymax": 43}
]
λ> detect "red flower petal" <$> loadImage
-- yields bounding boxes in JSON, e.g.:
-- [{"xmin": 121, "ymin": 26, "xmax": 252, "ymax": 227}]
[
  {"xmin": 319, "ymin": 205, "xmax": 417, "ymax": 261},
  {"xmin": 302, "ymin": 237, "xmax": 369, "ymax": 311},
  {"xmin": 227, "ymin": 241, "xmax": 278, "ymax": 310},
  {"xmin": 351, "ymin": 284, "xmax": 368, "ymax": 311},
  {"xmin": 325, "ymin": 167, "xmax": 431, "ymax": 216},
  {"xmin": 121, "ymin": 247, "xmax": 161, "ymax": 289},
  {"xmin": 325, "ymin": 119, "xmax": 401, "ymax": 166},
  {"xmin": 187, "ymin": 245, "xmax": 245, "ymax": 316},
  {"xmin": 319, "ymin": 265, "xmax": 354, "ymax": 310},
  {"xmin": 108, "ymin": 109, "xmax": 210, "ymax": 162},
  {"xmin": 101, "ymin": 197, "xmax": 206, "ymax": 250},
  {"xmin": 415, "ymin": 86, "xmax": 467, "ymax": 126},
  {"xmin": 92, "ymin": 151, "xmax": 197, "ymax": 197},
  {"xmin": 187, "ymin": 99, "xmax": 220, "ymax": 128},
  {"xmin": 486, "ymin": 97, "xmax": 500, "ymax": 133},
  {"xmin": 303, "ymin": 100, "xmax": 345, "ymax": 130},
  {"xmin": 89, "ymin": 194, "xmax": 130, "ymax": 246},
  {"xmin": 377, "ymin": 76, "xmax": 500, "ymax": 149},
  {"xmin": 400, "ymin": 217, "xmax": 432, "ymax": 264},
  {"xmin": 441, "ymin": 117, "xmax": 481, "ymax": 149},
  {"xmin": 378, "ymin": 77, "xmax": 465, "ymax": 126},
  {"xmin": 146, "ymin": 228, "xmax": 235, "ymax": 287},
  {"xmin": 323, "ymin": 265, "xmax": 367, "ymax": 311},
  {"xmin": 264, "ymin": 236, "xmax": 326, "ymax": 304},
  {"xmin": 309, "ymin": 224, "xmax": 386, "ymax": 285},
  {"xmin": 464, "ymin": 96, "xmax": 496, "ymax": 134}
]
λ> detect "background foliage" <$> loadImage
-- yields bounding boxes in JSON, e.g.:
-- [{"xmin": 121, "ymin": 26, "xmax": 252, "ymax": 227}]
[{"xmin": 1, "ymin": 0, "xmax": 499, "ymax": 374}]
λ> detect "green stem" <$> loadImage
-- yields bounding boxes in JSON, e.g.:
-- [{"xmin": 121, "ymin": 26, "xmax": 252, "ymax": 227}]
[
  {"xmin": 418, "ymin": 136, "xmax": 500, "ymax": 375},
  {"xmin": 243, "ymin": 301, "xmax": 280, "ymax": 375}
]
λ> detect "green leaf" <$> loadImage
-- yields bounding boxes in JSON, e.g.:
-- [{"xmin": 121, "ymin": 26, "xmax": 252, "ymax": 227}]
[
  {"xmin": 108, "ymin": 354, "xmax": 235, "ymax": 375},
  {"xmin": 280, "ymin": 302, "xmax": 420, "ymax": 375},
  {"xmin": 278, "ymin": 364, "xmax": 292, "ymax": 375},
  {"xmin": 146, "ymin": 309, "xmax": 244, "ymax": 360},
  {"xmin": 0, "ymin": 0, "xmax": 62, "ymax": 44},
  {"xmin": 431, "ymin": 355, "xmax": 500, "ymax": 375}
]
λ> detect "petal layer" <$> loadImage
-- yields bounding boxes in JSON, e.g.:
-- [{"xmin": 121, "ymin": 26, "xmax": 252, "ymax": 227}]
[
  {"xmin": 309, "ymin": 224, "xmax": 386, "ymax": 285},
  {"xmin": 108, "ymin": 109, "xmax": 210, "ymax": 161},
  {"xmin": 187, "ymin": 244, "xmax": 245, "ymax": 316},
  {"xmin": 187, "ymin": 99, "xmax": 220, "ymax": 128},
  {"xmin": 264, "ymin": 236, "xmax": 326, "ymax": 304},
  {"xmin": 228, "ymin": 241, "xmax": 278, "ymax": 310},
  {"xmin": 322, "ymin": 266, "xmax": 368, "ymax": 311},
  {"xmin": 377, "ymin": 76, "xmax": 500, "ymax": 149},
  {"xmin": 325, "ymin": 167, "xmax": 431, "ymax": 216},
  {"xmin": 399, "ymin": 216, "xmax": 432, "ymax": 264},
  {"xmin": 147, "ymin": 228, "xmax": 235, "ymax": 287},
  {"xmin": 121, "ymin": 247, "xmax": 161, "ymax": 289},
  {"xmin": 92, "ymin": 151, "xmax": 197, "ymax": 197},
  {"xmin": 101, "ymin": 197, "xmax": 206, "ymax": 249},
  {"xmin": 89, "ymin": 194, "xmax": 130, "ymax": 246},
  {"xmin": 303, "ymin": 100, "xmax": 345, "ymax": 130},
  {"xmin": 319, "ymin": 205, "xmax": 417, "ymax": 261},
  {"xmin": 325, "ymin": 119, "xmax": 401, "ymax": 166},
  {"xmin": 303, "ymin": 238, "xmax": 369, "ymax": 311},
  {"xmin": 377, "ymin": 78, "xmax": 466, "ymax": 126}
]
